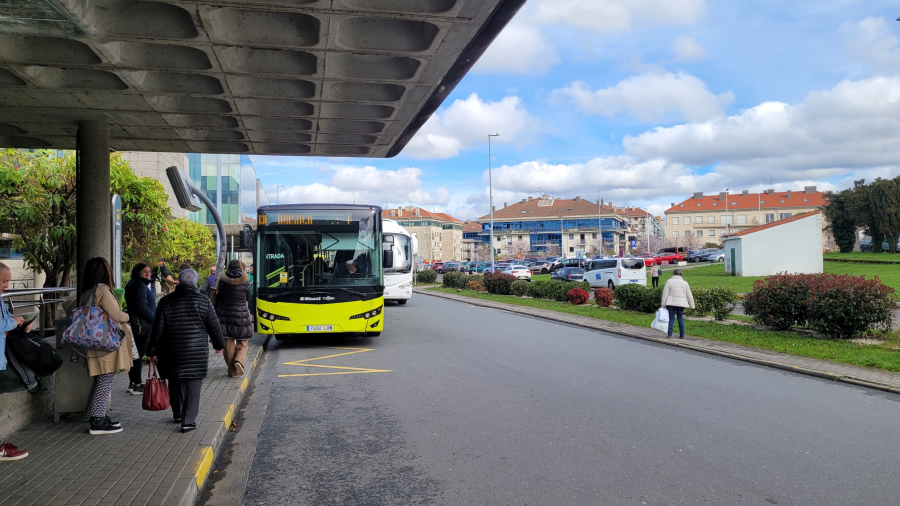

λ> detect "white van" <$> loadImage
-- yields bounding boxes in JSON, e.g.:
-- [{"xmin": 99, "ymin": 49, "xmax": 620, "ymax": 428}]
[{"xmin": 585, "ymin": 258, "xmax": 647, "ymax": 289}]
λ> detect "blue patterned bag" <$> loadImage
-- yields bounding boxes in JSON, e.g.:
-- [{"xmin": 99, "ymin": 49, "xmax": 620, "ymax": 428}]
[{"xmin": 62, "ymin": 285, "xmax": 123, "ymax": 353}]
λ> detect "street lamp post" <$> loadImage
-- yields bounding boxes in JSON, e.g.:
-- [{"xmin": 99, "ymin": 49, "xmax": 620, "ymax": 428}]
[
  {"xmin": 488, "ymin": 133, "xmax": 499, "ymax": 273},
  {"xmin": 724, "ymin": 188, "xmax": 730, "ymax": 234},
  {"xmin": 597, "ymin": 189, "xmax": 602, "ymax": 256},
  {"xmin": 276, "ymin": 185, "xmax": 285, "ymax": 205}
]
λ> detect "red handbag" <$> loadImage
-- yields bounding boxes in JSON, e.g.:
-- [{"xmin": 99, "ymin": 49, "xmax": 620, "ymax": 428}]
[{"xmin": 142, "ymin": 360, "xmax": 170, "ymax": 411}]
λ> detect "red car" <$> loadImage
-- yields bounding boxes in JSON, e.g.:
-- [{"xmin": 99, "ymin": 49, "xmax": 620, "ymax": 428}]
[
  {"xmin": 430, "ymin": 262, "xmax": 444, "ymax": 271},
  {"xmin": 636, "ymin": 253, "xmax": 658, "ymax": 266},
  {"xmin": 654, "ymin": 252, "xmax": 683, "ymax": 265}
]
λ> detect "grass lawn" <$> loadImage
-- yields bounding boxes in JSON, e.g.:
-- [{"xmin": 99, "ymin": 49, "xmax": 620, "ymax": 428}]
[
  {"xmin": 824, "ymin": 252, "xmax": 900, "ymax": 263},
  {"xmin": 646, "ymin": 263, "xmax": 900, "ymax": 293},
  {"xmin": 428, "ymin": 287, "xmax": 900, "ymax": 372}
]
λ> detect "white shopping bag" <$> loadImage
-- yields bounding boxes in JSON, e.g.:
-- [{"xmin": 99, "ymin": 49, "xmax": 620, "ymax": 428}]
[
  {"xmin": 655, "ymin": 307, "xmax": 669, "ymax": 323},
  {"xmin": 651, "ymin": 317, "xmax": 668, "ymax": 333}
]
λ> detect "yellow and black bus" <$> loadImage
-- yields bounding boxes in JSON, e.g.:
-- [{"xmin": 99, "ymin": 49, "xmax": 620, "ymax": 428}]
[{"xmin": 254, "ymin": 204, "xmax": 387, "ymax": 339}]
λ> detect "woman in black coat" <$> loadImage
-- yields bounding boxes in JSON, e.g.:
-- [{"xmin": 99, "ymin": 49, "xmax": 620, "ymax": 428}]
[
  {"xmin": 215, "ymin": 259, "xmax": 253, "ymax": 377},
  {"xmin": 124, "ymin": 263, "xmax": 156, "ymax": 395},
  {"xmin": 148, "ymin": 269, "xmax": 225, "ymax": 433}
]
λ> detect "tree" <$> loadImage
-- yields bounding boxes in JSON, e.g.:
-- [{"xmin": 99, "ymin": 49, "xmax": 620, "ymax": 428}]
[
  {"xmin": 820, "ymin": 189, "xmax": 856, "ymax": 253},
  {"xmin": 543, "ymin": 243, "xmax": 562, "ymax": 257},
  {"xmin": 507, "ymin": 239, "xmax": 530, "ymax": 259},
  {"xmin": 155, "ymin": 218, "xmax": 217, "ymax": 276},
  {"xmin": 474, "ymin": 243, "xmax": 492, "ymax": 262},
  {"xmin": 110, "ymin": 153, "xmax": 171, "ymax": 271},
  {"xmin": 848, "ymin": 180, "xmax": 883, "ymax": 252},
  {"xmin": 586, "ymin": 236, "xmax": 602, "ymax": 257},
  {"xmin": 870, "ymin": 177, "xmax": 900, "ymax": 253}
]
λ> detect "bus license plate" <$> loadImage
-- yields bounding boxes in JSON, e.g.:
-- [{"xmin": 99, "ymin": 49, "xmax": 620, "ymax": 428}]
[
  {"xmin": 307, "ymin": 325, "xmax": 333, "ymax": 332},
  {"xmin": 630, "ymin": 279, "xmax": 639, "ymax": 283}
]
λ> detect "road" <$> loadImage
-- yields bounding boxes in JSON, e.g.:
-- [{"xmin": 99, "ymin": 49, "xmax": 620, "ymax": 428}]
[{"xmin": 205, "ymin": 295, "xmax": 900, "ymax": 506}]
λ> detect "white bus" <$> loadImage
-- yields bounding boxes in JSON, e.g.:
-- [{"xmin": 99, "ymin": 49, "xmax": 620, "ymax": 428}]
[{"xmin": 383, "ymin": 219, "xmax": 417, "ymax": 304}]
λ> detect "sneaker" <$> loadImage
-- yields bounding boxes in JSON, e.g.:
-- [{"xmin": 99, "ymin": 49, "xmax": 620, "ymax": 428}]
[
  {"xmin": 172, "ymin": 417, "xmax": 182, "ymax": 424},
  {"xmin": 129, "ymin": 384, "xmax": 144, "ymax": 396},
  {"xmin": 106, "ymin": 416, "xmax": 122, "ymax": 429},
  {"xmin": 89, "ymin": 416, "xmax": 123, "ymax": 435},
  {"xmin": 181, "ymin": 423, "xmax": 197, "ymax": 433},
  {"xmin": 233, "ymin": 361, "xmax": 245, "ymax": 376},
  {"xmin": 0, "ymin": 441, "xmax": 28, "ymax": 461}
]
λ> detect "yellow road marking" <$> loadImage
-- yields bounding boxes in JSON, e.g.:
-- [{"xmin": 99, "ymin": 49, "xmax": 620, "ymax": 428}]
[
  {"xmin": 279, "ymin": 347, "xmax": 391, "ymax": 378},
  {"xmin": 223, "ymin": 404, "xmax": 235, "ymax": 429},
  {"xmin": 240, "ymin": 377, "xmax": 249, "ymax": 392},
  {"xmin": 194, "ymin": 446, "xmax": 214, "ymax": 488}
]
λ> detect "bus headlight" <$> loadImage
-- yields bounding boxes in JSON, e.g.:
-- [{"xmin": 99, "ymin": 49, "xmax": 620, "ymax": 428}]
[
  {"xmin": 258, "ymin": 309, "xmax": 290, "ymax": 321},
  {"xmin": 349, "ymin": 305, "xmax": 383, "ymax": 320},
  {"xmin": 398, "ymin": 282, "xmax": 412, "ymax": 289}
]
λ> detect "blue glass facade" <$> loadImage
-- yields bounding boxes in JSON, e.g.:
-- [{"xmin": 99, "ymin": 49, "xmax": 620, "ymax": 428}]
[
  {"xmin": 187, "ymin": 154, "xmax": 267, "ymax": 225},
  {"xmin": 480, "ymin": 218, "xmax": 622, "ymax": 233}
]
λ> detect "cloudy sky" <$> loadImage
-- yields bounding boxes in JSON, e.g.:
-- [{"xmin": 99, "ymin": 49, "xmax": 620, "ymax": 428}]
[{"xmin": 251, "ymin": 0, "xmax": 900, "ymax": 221}]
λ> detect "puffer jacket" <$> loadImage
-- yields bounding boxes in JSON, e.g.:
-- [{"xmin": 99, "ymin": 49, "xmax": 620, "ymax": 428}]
[
  {"xmin": 124, "ymin": 277, "xmax": 155, "ymax": 337},
  {"xmin": 149, "ymin": 284, "xmax": 225, "ymax": 379},
  {"xmin": 660, "ymin": 275, "xmax": 695, "ymax": 309},
  {"xmin": 215, "ymin": 268, "xmax": 253, "ymax": 340}
]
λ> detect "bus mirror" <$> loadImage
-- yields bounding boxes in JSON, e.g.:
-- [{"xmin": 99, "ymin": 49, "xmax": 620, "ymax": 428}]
[
  {"xmin": 239, "ymin": 227, "xmax": 253, "ymax": 248},
  {"xmin": 383, "ymin": 251, "xmax": 393, "ymax": 268},
  {"xmin": 383, "ymin": 236, "xmax": 394, "ymax": 268}
]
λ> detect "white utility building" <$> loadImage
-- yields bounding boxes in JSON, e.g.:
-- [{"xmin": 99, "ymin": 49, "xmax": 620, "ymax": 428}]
[{"xmin": 721, "ymin": 212, "xmax": 823, "ymax": 277}]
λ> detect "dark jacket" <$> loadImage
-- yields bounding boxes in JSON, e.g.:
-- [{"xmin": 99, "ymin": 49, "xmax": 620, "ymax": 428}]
[
  {"xmin": 124, "ymin": 277, "xmax": 156, "ymax": 337},
  {"xmin": 149, "ymin": 284, "xmax": 225, "ymax": 379},
  {"xmin": 200, "ymin": 273, "xmax": 217, "ymax": 295},
  {"xmin": 215, "ymin": 269, "xmax": 253, "ymax": 340}
]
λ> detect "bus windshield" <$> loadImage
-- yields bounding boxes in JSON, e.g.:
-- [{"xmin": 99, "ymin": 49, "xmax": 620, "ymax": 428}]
[
  {"xmin": 259, "ymin": 208, "xmax": 382, "ymax": 291},
  {"xmin": 384, "ymin": 234, "xmax": 411, "ymax": 274}
]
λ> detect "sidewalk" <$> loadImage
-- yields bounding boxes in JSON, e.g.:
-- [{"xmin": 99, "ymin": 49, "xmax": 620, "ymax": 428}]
[
  {"xmin": 417, "ymin": 288, "xmax": 900, "ymax": 394},
  {"xmin": 0, "ymin": 339, "xmax": 263, "ymax": 506}
]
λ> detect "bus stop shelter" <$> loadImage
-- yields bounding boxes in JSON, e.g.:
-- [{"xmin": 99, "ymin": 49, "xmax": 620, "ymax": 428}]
[{"xmin": 0, "ymin": 0, "xmax": 526, "ymax": 286}]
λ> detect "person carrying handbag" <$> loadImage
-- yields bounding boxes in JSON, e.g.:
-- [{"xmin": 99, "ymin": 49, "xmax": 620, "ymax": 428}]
[
  {"xmin": 660, "ymin": 268, "xmax": 695, "ymax": 339},
  {"xmin": 124, "ymin": 263, "xmax": 156, "ymax": 395},
  {"xmin": 77, "ymin": 257, "xmax": 135, "ymax": 435}
]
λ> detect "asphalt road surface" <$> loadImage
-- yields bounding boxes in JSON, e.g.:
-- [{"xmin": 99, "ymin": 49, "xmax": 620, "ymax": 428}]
[{"xmin": 208, "ymin": 295, "xmax": 900, "ymax": 506}]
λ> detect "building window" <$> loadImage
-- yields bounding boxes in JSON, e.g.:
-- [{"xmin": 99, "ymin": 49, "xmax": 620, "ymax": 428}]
[
  {"xmin": 592, "ymin": 233, "xmax": 597, "ymax": 239},
  {"xmin": 568, "ymin": 234, "xmax": 574, "ymax": 240},
  {"xmin": 672, "ymin": 217, "xmax": 679, "ymax": 225},
  {"xmin": 765, "ymin": 213, "xmax": 775, "ymax": 223},
  {"xmin": 684, "ymin": 216, "xmax": 691, "ymax": 223},
  {"xmin": 737, "ymin": 214, "xmax": 747, "ymax": 225},
  {"xmin": 721, "ymin": 215, "xmax": 733, "ymax": 225},
  {"xmin": 706, "ymin": 216, "xmax": 714, "ymax": 223},
  {"xmin": 709, "ymin": 230, "xmax": 715, "ymax": 237},
  {"xmin": 695, "ymin": 217, "xmax": 703, "ymax": 223},
  {"xmin": 780, "ymin": 213, "xmax": 792, "ymax": 220},
  {"xmin": 685, "ymin": 230, "xmax": 692, "ymax": 237},
  {"xmin": 698, "ymin": 230, "xmax": 704, "ymax": 237},
  {"xmin": 569, "ymin": 247, "xmax": 574, "ymax": 252},
  {"xmin": 672, "ymin": 231, "xmax": 679, "ymax": 238},
  {"xmin": 518, "ymin": 235, "xmax": 522, "ymax": 241}
]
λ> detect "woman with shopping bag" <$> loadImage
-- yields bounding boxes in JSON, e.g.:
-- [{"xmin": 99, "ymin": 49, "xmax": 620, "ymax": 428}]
[
  {"xmin": 660, "ymin": 269, "xmax": 695, "ymax": 339},
  {"xmin": 73, "ymin": 257, "xmax": 135, "ymax": 435}
]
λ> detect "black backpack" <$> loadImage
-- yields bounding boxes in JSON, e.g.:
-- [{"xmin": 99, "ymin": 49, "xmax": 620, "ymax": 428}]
[{"xmin": 6, "ymin": 318, "xmax": 63, "ymax": 377}]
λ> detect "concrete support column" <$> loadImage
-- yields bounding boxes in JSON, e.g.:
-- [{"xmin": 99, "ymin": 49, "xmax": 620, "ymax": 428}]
[{"xmin": 76, "ymin": 121, "xmax": 110, "ymax": 292}]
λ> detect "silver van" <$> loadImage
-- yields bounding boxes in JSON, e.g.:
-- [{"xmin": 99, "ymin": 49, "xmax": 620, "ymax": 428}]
[{"xmin": 585, "ymin": 258, "xmax": 647, "ymax": 289}]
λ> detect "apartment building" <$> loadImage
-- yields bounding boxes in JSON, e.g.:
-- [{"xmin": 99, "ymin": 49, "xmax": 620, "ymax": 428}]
[
  {"xmin": 664, "ymin": 186, "xmax": 827, "ymax": 244},
  {"xmin": 476, "ymin": 196, "xmax": 628, "ymax": 257},
  {"xmin": 462, "ymin": 221, "xmax": 482, "ymax": 261},
  {"xmin": 614, "ymin": 206, "xmax": 664, "ymax": 245},
  {"xmin": 382, "ymin": 207, "xmax": 463, "ymax": 261}
]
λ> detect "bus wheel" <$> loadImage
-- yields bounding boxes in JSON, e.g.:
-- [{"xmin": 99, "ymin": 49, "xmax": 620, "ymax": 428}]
[
  {"xmin": 274, "ymin": 335, "xmax": 286, "ymax": 341},
  {"xmin": 398, "ymin": 299, "xmax": 408, "ymax": 305},
  {"xmin": 368, "ymin": 332, "xmax": 382, "ymax": 337}
]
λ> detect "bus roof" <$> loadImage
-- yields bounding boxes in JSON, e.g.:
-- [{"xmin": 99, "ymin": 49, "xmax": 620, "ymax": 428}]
[{"xmin": 259, "ymin": 203, "xmax": 382, "ymax": 212}]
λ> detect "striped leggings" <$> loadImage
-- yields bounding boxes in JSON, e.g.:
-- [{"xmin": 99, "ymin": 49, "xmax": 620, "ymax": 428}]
[{"xmin": 85, "ymin": 373, "xmax": 115, "ymax": 418}]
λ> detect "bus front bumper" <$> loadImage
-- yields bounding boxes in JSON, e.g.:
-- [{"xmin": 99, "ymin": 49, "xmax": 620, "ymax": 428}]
[
  {"xmin": 384, "ymin": 282, "xmax": 412, "ymax": 300},
  {"xmin": 255, "ymin": 298, "xmax": 384, "ymax": 334}
]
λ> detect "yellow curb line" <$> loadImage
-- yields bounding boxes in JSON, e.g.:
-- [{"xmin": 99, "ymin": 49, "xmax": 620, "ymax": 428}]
[
  {"xmin": 240, "ymin": 377, "xmax": 249, "ymax": 392},
  {"xmin": 223, "ymin": 404, "xmax": 235, "ymax": 429},
  {"xmin": 194, "ymin": 446, "xmax": 214, "ymax": 488}
]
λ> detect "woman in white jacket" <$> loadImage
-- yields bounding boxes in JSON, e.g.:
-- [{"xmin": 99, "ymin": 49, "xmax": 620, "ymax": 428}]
[{"xmin": 660, "ymin": 269, "xmax": 695, "ymax": 339}]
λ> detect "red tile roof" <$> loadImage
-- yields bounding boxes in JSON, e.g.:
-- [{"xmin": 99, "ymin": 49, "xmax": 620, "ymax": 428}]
[
  {"xmin": 666, "ymin": 191, "xmax": 827, "ymax": 213},
  {"xmin": 615, "ymin": 207, "xmax": 651, "ymax": 217},
  {"xmin": 477, "ymin": 197, "xmax": 620, "ymax": 221},
  {"xmin": 462, "ymin": 221, "xmax": 482, "ymax": 232},
  {"xmin": 381, "ymin": 207, "xmax": 461, "ymax": 223},
  {"xmin": 722, "ymin": 211, "xmax": 820, "ymax": 238}
]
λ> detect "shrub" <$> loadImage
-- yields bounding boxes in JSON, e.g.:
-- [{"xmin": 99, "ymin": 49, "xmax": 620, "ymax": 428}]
[
  {"xmin": 686, "ymin": 287, "xmax": 710, "ymax": 317},
  {"xmin": 804, "ymin": 275, "xmax": 895, "ymax": 338},
  {"xmin": 510, "ymin": 280, "xmax": 529, "ymax": 296},
  {"xmin": 483, "ymin": 272, "xmax": 517, "ymax": 295},
  {"xmin": 567, "ymin": 288, "xmax": 590, "ymax": 305},
  {"xmin": 442, "ymin": 271, "xmax": 467, "ymax": 289},
  {"xmin": 594, "ymin": 288, "xmax": 614, "ymax": 307},
  {"xmin": 742, "ymin": 273, "xmax": 813, "ymax": 330},
  {"xmin": 416, "ymin": 269, "xmax": 437, "ymax": 284},
  {"xmin": 704, "ymin": 286, "xmax": 738, "ymax": 321},
  {"xmin": 466, "ymin": 279, "xmax": 484, "ymax": 291},
  {"xmin": 640, "ymin": 286, "xmax": 664, "ymax": 313},
  {"xmin": 526, "ymin": 280, "xmax": 552, "ymax": 299},
  {"xmin": 614, "ymin": 284, "xmax": 647, "ymax": 311},
  {"xmin": 743, "ymin": 273, "xmax": 896, "ymax": 337}
]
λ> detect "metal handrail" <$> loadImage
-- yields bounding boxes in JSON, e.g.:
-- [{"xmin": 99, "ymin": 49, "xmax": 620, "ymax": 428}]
[{"xmin": 1, "ymin": 287, "xmax": 77, "ymax": 337}]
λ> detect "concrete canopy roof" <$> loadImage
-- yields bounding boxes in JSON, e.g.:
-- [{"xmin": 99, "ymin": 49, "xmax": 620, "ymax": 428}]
[{"xmin": 0, "ymin": 0, "xmax": 525, "ymax": 157}]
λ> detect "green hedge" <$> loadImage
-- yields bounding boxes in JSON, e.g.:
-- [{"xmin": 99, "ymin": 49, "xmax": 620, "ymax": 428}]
[
  {"xmin": 524, "ymin": 279, "xmax": 590, "ymax": 302},
  {"xmin": 483, "ymin": 272, "xmax": 518, "ymax": 295},
  {"xmin": 416, "ymin": 269, "xmax": 437, "ymax": 284},
  {"xmin": 442, "ymin": 271, "xmax": 468, "ymax": 289},
  {"xmin": 510, "ymin": 280, "xmax": 529, "ymax": 297},
  {"xmin": 613, "ymin": 284, "xmax": 662, "ymax": 313}
]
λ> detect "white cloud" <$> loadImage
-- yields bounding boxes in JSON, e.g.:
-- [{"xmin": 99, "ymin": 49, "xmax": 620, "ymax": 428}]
[
  {"xmin": 673, "ymin": 36, "xmax": 707, "ymax": 61},
  {"xmin": 840, "ymin": 17, "xmax": 900, "ymax": 75},
  {"xmin": 473, "ymin": 22, "xmax": 559, "ymax": 75},
  {"xmin": 623, "ymin": 77, "xmax": 900, "ymax": 186},
  {"xmin": 476, "ymin": 0, "xmax": 707, "ymax": 75},
  {"xmin": 276, "ymin": 166, "xmax": 450, "ymax": 208},
  {"xmin": 402, "ymin": 93, "xmax": 537, "ymax": 159},
  {"xmin": 555, "ymin": 72, "xmax": 733, "ymax": 122}
]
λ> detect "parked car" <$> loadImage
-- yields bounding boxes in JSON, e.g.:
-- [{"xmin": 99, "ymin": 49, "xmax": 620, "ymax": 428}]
[
  {"xmin": 657, "ymin": 247, "xmax": 688, "ymax": 256},
  {"xmin": 704, "ymin": 250, "xmax": 725, "ymax": 262},
  {"xmin": 551, "ymin": 267, "xmax": 585, "ymax": 281},
  {"xmin": 529, "ymin": 261, "xmax": 551, "ymax": 274},
  {"xmin": 431, "ymin": 262, "xmax": 444, "ymax": 272},
  {"xmin": 466, "ymin": 262, "xmax": 489, "ymax": 273},
  {"xmin": 636, "ymin": 253, "xmax": 658, "ymax": 266},
  {"xmin": 503, "ymin": 265, "xmax": 533, "ymax": 281},
  {"xmin": 550, "ymin": 257, "xmax": 589, "ymax": 272},
  {"xmin": 585, "ymin": 258, "xmax": 646, "ymax": 290},
  {"xmin": 654, "ymin": 252, "xmax": 683, "ymax": 265},
  {"xmin": 860, "ymin": 238, "xmax": 897, "ymax": 252},
  {"xmin": 437, "ymin": 261, "xmax": 459, "ymax": 274},
  {"xmin": 688, "ymin": 248, "xmax": 718, "ymax": 262}
]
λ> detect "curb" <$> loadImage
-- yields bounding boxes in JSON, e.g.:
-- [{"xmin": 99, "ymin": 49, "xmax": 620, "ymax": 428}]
[
  {"xmin": 162, "ymin": 345, "xmax": 264, "ymax": 506},
  {"xmin": 417, "ymin": 289, "xmax": 900, "ymax": 396}
]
